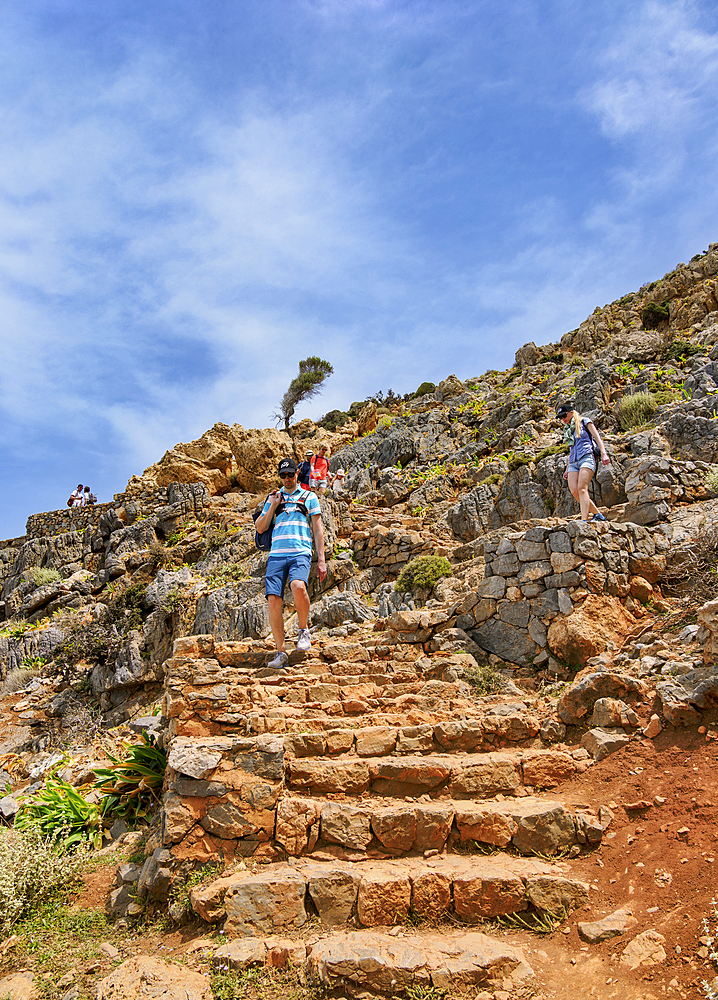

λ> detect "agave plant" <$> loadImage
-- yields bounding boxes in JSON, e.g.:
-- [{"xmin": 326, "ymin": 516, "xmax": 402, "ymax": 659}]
[
  {"xmin": 16, "ymin": 775, "xmax": 103, "ymax": 850},
  {"xmin": 93, "ymin": 732, "xmax": 167, "ymax": 826}
]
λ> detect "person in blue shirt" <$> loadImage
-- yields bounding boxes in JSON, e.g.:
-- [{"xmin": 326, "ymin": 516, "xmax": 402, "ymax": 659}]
[
  {"xmin": 297, "ymin": 449, "xmax": 313, "ymax": 488},
  {"xmin": 556, "ymin": 402, "xmax": 610, "ymax": 522},
  {"xmin": 254, "ymin": 458, "xmax": 326, "ymax": 670}
]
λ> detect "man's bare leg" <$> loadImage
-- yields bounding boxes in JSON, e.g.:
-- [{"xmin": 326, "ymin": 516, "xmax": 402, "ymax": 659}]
[{"xmin": 267, "ymin": 595, "xmax": 286, "ymax": 650}]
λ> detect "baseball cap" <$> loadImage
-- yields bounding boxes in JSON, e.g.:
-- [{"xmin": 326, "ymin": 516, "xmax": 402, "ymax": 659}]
[
  {"xmin": 556, "ymin": 403, "xmax": 572, "ymax": 419},
  {"xmin": 278, "ymin": 458, "xmax": 297, "ymax": 474}
]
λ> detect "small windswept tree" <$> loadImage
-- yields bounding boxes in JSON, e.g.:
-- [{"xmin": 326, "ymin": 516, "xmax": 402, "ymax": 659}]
[{"xmin": 275, "ymin": 357, "xmax": 334, "ymax": 431}]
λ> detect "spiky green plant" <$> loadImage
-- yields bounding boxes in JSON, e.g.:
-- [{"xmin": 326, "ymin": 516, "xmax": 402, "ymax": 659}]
[
  {"xmin": 93, "ymin": 732, "xmax": 167, "ymax": 826},
  {"xmin": 16, "ymin": 776, "xmax": 103, "ymax": 850}
]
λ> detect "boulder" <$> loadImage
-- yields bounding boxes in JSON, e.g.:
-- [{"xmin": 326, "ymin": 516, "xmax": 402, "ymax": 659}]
[
  {"xmin": 548, "ymin": 595, "xmax": 635, "ymax": 667},
  {"xmin": 620, "ymin": 930, "xmax": 667, "ymax": 970},
  {"xmin": 126, "ymin": 423, "xmax": 233, "ymax": 496},
  {"xmin": 578, "ymin": 907, "xmax": 637, "ymax": 943},
  {"xmin": 581, "ymin": 728, "xmax": 630, "ymax": 761},
  {"xmin": 656, "ymin": 665, "xmax": 718, "ymax": 724},
  {"xmin": 558, "ymin": 670, "xmax": 646, "ymax": 725},
  {"xmin": 96, "ymin": 957, "xmax": 212, "ymax": 1000},
  {"xmin": 228, "ymin": 425, "xmax": 295, "ymax": 494}
]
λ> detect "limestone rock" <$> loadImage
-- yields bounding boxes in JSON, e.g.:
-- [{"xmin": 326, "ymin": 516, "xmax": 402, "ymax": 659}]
[
  {"xmin": 558, "ymin": 670, "xmax": 646, "ymax": 725},
  {"xmin": 548, "ymin": 595, "xmax": 635, "ymax": 668},
  {"xmin": 578, "ymin": 907, "xmax": 637, "ymax": 943},
  {"xmin": 228, "ymin": 425, "xmax": 295, "ymax": 494},
  {"xmin": 213, "ymin": 939, "xmax": 265, "ymax": 970},
  {"xmin": 357, "ymin": 869, "xmax": 411, "ymax": 926},
  {"xmin": 307, "ymin": 866, "xmax": 360, "ymax": 925},
  {"xmin": 581, "ymin": 728, "xmax": 630, "ymax": 761},
  {"xmin": 275, "ymin": 797, "xmax": 322, "ymax": 856},
  {"xmin": 525, "ymin": 875, "xmax": 589, "ymax": 914},
  {"xmin": 656, "ymin": 665, "xmax": 718, "ymax": 724},
  {"xmin": 620, "ymin": 930, "xmax": 667, "ymax": 969},
  {"xmin": 96, "ymin": 957, "xmax": 212, "ymax": 1000},
  {"xmin": 589, "ymin": 698, "xmax": 639, "ymax": 728},
  {"xmin": 126, "ymin": 423, "xmax": 233, "ymax": 496},
  {"xmin": 0, "ymin": 971, "xmax": 39, "ymax": 1000}
]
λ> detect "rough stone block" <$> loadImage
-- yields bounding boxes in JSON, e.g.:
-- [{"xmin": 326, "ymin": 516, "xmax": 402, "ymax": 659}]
[
  {"xmin": 357, "ymin": 870, "xmax": 411, "ymax": 926},
  {"xmin": 223, "ymin": 868, "xmax": 308, "ymax": 936}
]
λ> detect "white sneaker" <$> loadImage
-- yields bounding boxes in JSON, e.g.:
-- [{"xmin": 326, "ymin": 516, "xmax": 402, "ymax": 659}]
[
  {"xmin": 296, "ymin": 628, "xmax": 312, "ymax": 652},
  {"xmin": 267, "ymin": 650, "xmax": 289, "ymax": 670}
]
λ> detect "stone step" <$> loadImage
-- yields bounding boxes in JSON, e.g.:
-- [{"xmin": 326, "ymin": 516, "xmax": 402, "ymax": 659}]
[
  {"xmin": 306, "ymin": 929, "xmax": 533, "ymax": 995},
  {"xmin": 212, "ymin": 928, "xmax": 533, "ymax": 993},
  {"xmin": 274, "ymin": 793, "xmax": 607, "ymax": 857},
  {"xmin": 191, "ymin": 854, "xmax": 589, "ymax": 935},
  {"xmin": 285, "ymin": 748, "xmax": 582, "ymax": 797}
]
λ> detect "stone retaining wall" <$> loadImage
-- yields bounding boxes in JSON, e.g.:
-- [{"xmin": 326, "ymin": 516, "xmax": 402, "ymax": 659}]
[
  {"xmin": 387, "ymin": 520, "xmax": 670, "ymax": 668},
  {"xmin": 25, "ymin": 503, "xmax": 118, "ymax": 539}
]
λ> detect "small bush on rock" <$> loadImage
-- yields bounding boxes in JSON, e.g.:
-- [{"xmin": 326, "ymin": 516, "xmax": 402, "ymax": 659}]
[
  {"xmin": 706, "ymin": 466, "xmax": 718, "ymax": 495},
  {"xmin": 665, "ymin": 338, "xmax": 708, "ymax": 362},
  {"xmin": 642, "ymin": 301, "xmax": 670, "ymax": 329},
  {"xmin": 395, "ymin": 555, "xmax": 452, "ymax": 594},
  {"xmin": 0, "ymin": 826, "xmax": 86, "ymax": 934},
  {"xmin": 31, "ymin": 567, "xmax": 61, "ymax": 588},
  {"xmin": 464, "ymin": 663, "xmax": 509, "ymax": 696},
  {"xmin": 318, "ymin": 409, "xmax": 349, "ymax": 431},
  {"xmin": 614, "ymin": 391, "xmax": 657, "ymax": 431},
  {"xmin": 414, "ymin": 381, "xmax": 436, "ymax": 397}
]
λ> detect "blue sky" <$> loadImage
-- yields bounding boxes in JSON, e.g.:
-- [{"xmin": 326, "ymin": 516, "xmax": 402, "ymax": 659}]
[{"xmin": 2, "ymin": 0, "xmax": 718, "ymax": 539}]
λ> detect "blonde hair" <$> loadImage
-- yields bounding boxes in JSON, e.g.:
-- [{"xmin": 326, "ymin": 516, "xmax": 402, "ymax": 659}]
[{"xmin": 568, "ymin": 409, "xmax": 583, "ymax": 438}]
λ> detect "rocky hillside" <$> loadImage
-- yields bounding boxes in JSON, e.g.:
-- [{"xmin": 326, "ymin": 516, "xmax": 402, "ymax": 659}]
[{"xmin": 1, "ymin": 244, "xmax": 718, "ymax": 998}]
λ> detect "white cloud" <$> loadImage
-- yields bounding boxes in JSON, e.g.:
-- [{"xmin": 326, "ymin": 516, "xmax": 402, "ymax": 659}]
[{"xmin": 582, "ymin": 1, "xmax": 718, "ymax": 140}]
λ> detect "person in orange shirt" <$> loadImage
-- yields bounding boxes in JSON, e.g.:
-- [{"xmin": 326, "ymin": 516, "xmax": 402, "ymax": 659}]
[{"xmin": 309, "ymin": 444, "xmax": 331, "ymax": 495}]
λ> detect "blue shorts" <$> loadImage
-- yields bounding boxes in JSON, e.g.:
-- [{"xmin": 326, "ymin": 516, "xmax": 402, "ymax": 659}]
[
  {"xmin": 568, "ymin": 455, "xmax": 596, "ymax": 473},
  {"xmin": 265, "ymin": 553, "xmax": 312, "ymax": 598}
]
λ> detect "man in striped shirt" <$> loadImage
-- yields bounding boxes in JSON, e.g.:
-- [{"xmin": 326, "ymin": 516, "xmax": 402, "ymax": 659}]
[{"xmin": 254, "ymin": 458, "xmax": 326, "ymax": 670}]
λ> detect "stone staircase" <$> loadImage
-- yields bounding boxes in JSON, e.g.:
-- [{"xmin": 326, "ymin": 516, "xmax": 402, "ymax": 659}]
[{"xmin": 158, "ymin": 630, "xmax": 611, "ymax": 989}]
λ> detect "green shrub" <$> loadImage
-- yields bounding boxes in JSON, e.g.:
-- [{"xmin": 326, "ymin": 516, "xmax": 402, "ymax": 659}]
[
  {"xmin": 318, "ymin": 409, "xmax": 349, "ymax": 431},
  {"xmin": 507, "ymin": 453, "xmax": 532, "ymax": 472},
  {"xmin": 481, "ymin": 473, "xmax": 503, "ymax": 486},
  {"xmin": 642, "ymin": 301, "xmax": 670, "ymax": 329},
  {"xmin": 31, "ymin": 567, "xmax": 61, "ymax": 588},
  {"xmin": 395, "ymin": 555, "xmax": 452, "ymax": 594},
  {"xmin": 94, "ymin": 732, "xmax": 167, "ymax": 827},
  {"xmin": 665, "ymin": 339, "xmax": 708, "ymax": 362},
  {"xmin": 348, "ymin": 400, "xmax": 365, "ymax": 418},
  {"xmin": 536, "ymin": 443, "xmax": 570, "ymax": 462},
  {"xmin": 614, "ymin": 391, "xmax": 657, "ymax": 431},
  {"xmin": 568, "ymin": 354, "xmax": 588, "ymax": 368},
  {"xmin": 414, "ymin": 381, "xmax": 436, "ymax": 397},
  {"xmin": 0, "ymin": 826, "xmax": 86, "ymax": 935},
  {"xmin": 16, "ymin": 776, "xmax": 103, "ymax": 850},
  {"xmin": 706, "ymin": 467, "xmax": 718, "ymax": 494},
  {"xmin": 537, "ymin": 352, "xmax": 564, "ymax": 364},
  {"xmin": 464, "ymin": 663, "xmax": 509, "ymax": 697}
]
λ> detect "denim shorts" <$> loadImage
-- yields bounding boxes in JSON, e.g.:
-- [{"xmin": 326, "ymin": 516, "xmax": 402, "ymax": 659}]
[
  {"xmin": 568, "ymin": 455, "xmax": 596, "ymax": 473},
  {"xmin": 265, "ymin": 553, "xmax": 312, "ymax": 598}
]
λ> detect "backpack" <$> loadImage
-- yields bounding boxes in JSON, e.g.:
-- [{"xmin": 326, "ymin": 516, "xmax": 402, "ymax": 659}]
[
  {"xmin": 87, "ymin": 493, "xmax": 97, "ymax": 505},
  {"xmin": 252, "ymin": 489, "xmax": 312, "ymax": 551},
  {"xmin": 67, "ymin": 497, "xmax": 74, "ymax": 508}
]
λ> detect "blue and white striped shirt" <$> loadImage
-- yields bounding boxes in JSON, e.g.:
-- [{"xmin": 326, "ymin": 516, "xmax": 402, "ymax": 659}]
[{"xmin": 262, "ymin": 486, "xmax": 321, "ymax": 556}]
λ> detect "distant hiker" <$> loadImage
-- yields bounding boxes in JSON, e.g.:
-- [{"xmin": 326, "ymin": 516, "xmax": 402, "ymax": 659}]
[
  {"xmin": 330, "ymin": 467, "xmax": 347, "ymax": 497},
  {"xmin": 297, "ymin": 449, "xmax": 313, "ymax": 488},
  {"xmin": 309, "ymin": 444, "xmax": 331, "ymax": 495},
  {"xmin": 254, "ymin": 458, "xmax": 326, "ymax": 670},
  {"xmin": 68, "ymin": 484, "xmax": 84, "ymax": 507},
  {"xmin": 556, "ymin": 402, "xmax": 610, "ymax": 522},
  {"xmin": 84, "ymin": 486, "xmax": 97, "ymax": 505}
]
